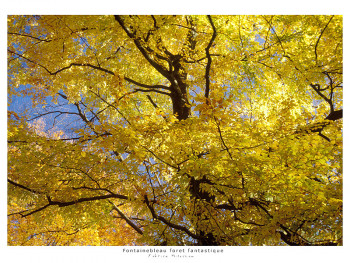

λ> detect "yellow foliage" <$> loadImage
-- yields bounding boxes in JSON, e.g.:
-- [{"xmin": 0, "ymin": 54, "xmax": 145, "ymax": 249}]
[{"xmin": 7, "ymin": 15, "xmax": 342, "ymax": 246}]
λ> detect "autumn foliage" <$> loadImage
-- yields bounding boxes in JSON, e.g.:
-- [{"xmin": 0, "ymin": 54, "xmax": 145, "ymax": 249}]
[{"xmin": 8, "ymin": 15, "xmax": 342, "ymax": 246}]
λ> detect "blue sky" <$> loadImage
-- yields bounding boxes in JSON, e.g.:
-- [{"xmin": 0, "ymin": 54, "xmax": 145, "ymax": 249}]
[{"xmin": 8, "ymin": 85, "xmax": 87, "ymax": 139}]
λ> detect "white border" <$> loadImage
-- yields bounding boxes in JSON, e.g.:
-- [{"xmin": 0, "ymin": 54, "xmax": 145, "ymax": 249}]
[{"xmin": 2, "ymin": 1, "xmax": 349, "ymax": 263}]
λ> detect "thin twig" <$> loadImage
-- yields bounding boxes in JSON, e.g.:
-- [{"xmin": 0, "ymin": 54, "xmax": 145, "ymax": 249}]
[{"xmin": 204, "ymin": 15, "xmax": 217, "ymax": 101}]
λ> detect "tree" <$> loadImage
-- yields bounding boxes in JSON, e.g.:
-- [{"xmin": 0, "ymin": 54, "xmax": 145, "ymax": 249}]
[{"xmin": 7, "ymin": 15, "xmax": 342, "ymax": 246}]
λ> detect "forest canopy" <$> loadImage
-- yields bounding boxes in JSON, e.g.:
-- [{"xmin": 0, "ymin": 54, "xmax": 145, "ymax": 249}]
[{"xmin": 7, "ymin": 15, "xmax": 342, "ymax": 246}]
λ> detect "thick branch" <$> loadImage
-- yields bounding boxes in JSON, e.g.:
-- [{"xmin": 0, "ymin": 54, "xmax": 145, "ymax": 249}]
[
  {"xmin": 8, "ymin": 179, "xmax": 42, "ymax": 195},
  {"xmin": 48, "ymin": 193, "xmax": 129, "ymax": 207},
  {"xmin": 124, "ymin": 76, "xmax": 171, "ymax": 91},
  {"xmin": 134, "ymin": 88, "xmax": 171, "ymax": 96},
  {"xmin": 16, "ymin": 193, "xmax": 130, "ymax": 218},
  {"xmin": 295, "ymin": 109, "xmax": 342, "ymax": 137},
  {"xmin": 19, "ymin": 204, "xmax": 51, "ymax": 217},
  {"xmin": 310, "ymin": 84, "xmax": 334, "ymax": 112},
  {"xmin": 8, "ymin": 49, "xmax": 52, "ymax": 74},
  {"xmin": 326, "ymin": 109, "xmax": 342, "ymax": 121},
  {"xmin": 146, "ymin": 95, "xmax": 159, "ymax": 109}
]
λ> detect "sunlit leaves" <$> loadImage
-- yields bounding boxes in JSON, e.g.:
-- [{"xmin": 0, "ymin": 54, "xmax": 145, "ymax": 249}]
[{"xmin": 8, "ymin": 15, "xmax": 342, "ymax": 246}]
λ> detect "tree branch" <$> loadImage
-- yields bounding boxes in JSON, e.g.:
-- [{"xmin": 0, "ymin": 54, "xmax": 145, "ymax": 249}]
[
  {"xmin": 17, "ymin": 193, "xmax": 130, "ymax": 218},
  {"xmin": 146, "ymin": 95, "xmax": 159, "ymax": 109},
  {"xmin": 8, "ymin": 179, "xmax": 42, "ymax": 195},
  {"xmin": 204, "ymin": 15, "xmax": 217, "ymax": 101},
  {"xmin": 114, "ymin": 15, "xmax": 171, "ymax": 80},
  {"xmin": 19, "ymin": 204, "xmax": 52, "ymax": 217},
  {"xmin": 326, "ymin": 109, "xmax": 342, "ymax": 121},
  {"xmin": 8, "ymin": 32, "xmax": 52, "ymax": 42},
  {"xmin": 27, "ymin": 111, "xmax": 80, "ymax": 122},
  {"xmin": 213, "ymin": 116, "xmax": 233, "ymax": 160},
  {"xmin": 144, "ymin": 195, "xmax": 201, "ymax": 240},
  {"xmin": 310, "ymin": 84, "xmax": 334, "ymax": 112},
  {"xmin": 49, "ymin": 193, "xmax": 129, "ymax": 207},
  {"xmin": 88, "ymin": 88, "xmax": 133, "ymax": 126},
  {"xmin": 295, "ymin": 109, "xmax": 342, "ymax": 138},
  {"xmin": 50, "ymin": 62, "xmax": 115, "ymax": 76},
  {"xmin": 315, "ymin": 16, "xmax": 334, "ymax": 63},
  {"xmin": 109, "ymin": 201, "xmax": 144, "ymax": 235},
  {"xmin": 8, "ymin": 49, "xmax": 116, "ymax": 76},
  {"xmin": 134, "ymin": 88, "xmax": 171, "ymax": 96},
  {"xmin": 124, "ymin": 76, "xmax": 171, "ymax": 91}
]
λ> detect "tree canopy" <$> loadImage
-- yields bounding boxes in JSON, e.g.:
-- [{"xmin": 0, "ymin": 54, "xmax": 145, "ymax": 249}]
[{"xmin": 7, "ymin": 15, "xmax": 342, "ymax": 246}]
